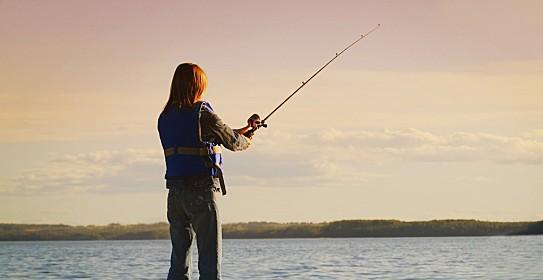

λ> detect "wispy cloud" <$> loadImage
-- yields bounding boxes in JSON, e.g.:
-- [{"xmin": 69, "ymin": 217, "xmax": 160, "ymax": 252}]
[
  {"xmin": 251, "ymin": 128, "xmax": 543, "ymax": 164},
  {"xmin": 227, "ymin": 128, "xmax": 543, "ymax": 187},
  {"xmin": 2, "ymin": 149, "xmax": 163, "ymax": 195},
  {"xmin": 2, "ymin": 129, "xmax": 542, "ymax": 195}
]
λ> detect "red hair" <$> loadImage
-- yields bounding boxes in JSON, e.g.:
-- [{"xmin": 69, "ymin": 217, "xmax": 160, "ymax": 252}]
[{"xmin": 161, "ymin": 63, "xmax": 208, "ymax": 115}]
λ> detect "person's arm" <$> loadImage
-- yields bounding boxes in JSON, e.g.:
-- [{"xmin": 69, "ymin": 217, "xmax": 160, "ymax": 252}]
[
  {"xmin": 233, "ymin": 125, "xmax": 253, "ymax": 137},
  {"xmin": 200, "ymin": 108, "xmax": 251, "ymax": 152}
]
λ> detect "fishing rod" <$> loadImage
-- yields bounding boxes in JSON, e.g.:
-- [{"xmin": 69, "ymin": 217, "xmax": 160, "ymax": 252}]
[{"xmin": 244, "ymin": 24, "xmax": 381, "ymax": 137}]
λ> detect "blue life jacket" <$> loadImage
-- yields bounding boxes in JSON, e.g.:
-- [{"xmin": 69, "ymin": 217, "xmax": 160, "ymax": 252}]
[{"xmin": 158, "ymin": 101, "xmax": 223, "ymax": 179}]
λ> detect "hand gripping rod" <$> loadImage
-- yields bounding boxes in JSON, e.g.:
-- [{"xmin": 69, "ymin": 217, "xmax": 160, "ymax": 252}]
[{"xmin": 252, "ymin": 24, "xmax": 380, "ymax": 132}]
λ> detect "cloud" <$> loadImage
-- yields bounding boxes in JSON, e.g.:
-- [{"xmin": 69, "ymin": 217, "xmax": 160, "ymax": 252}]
[
  {"xmin": 2, "ymin": 128, "xmax": 542, "ymax": 195},
  {"xmin": 225, "ymin": 128, "xmax": 543, "ymax": 188},
  {"xmin": 523, "ymin": 129, "xmax": 543, "ymax": 141},
  {"xmin": 307, "ymin": 128, "xmax": 543, "ymax": 164},
  {"xmin": 2, "ymin": 149, "xmax": 164, "ymax": 195},
  {"xmin": 243, "ymin": 128, "xmax": 543, "ymax": 164}
]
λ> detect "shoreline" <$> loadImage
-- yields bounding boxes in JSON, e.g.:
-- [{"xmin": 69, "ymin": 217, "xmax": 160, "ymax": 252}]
[{"xmin": 1, "ymin": 219, "xmax": 541, "ymax": 241}]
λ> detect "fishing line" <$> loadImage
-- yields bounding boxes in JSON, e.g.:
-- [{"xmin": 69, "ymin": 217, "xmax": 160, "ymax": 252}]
[{"xmin": 245, "ymin": 24, "xmax": 381, "ymax": 137}]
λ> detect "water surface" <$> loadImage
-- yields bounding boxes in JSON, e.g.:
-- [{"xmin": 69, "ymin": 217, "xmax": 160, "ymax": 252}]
[{"xmin": 1, "ymin": 236, "xmax": 542, "ymax": 279}]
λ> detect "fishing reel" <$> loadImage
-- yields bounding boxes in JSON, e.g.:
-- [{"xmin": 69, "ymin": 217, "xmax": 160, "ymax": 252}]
[{"xmin": 243, "ymin": 114, "xmax": 267, "ymax": 138}]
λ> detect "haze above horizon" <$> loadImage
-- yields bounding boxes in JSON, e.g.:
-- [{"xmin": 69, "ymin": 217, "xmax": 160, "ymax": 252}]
[{"xmin": 0, "ymin": 0, "xmax": 542, "ymax": 225}]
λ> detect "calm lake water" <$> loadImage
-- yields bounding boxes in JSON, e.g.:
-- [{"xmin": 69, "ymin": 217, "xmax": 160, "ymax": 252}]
[{"xmin": 1, "ymin": 236, "xmax": 542, "ymax": 279}]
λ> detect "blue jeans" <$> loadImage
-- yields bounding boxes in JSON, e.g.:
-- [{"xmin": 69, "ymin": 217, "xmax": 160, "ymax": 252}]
[{"xmin": 167, "ymin": 177, "xmax": 222, "ymax": 280}]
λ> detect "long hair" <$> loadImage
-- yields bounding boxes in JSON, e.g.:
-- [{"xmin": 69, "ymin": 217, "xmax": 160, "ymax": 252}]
[{"xmin": 161, "ymin": 63, "xmax": 208, "ymax": 115}]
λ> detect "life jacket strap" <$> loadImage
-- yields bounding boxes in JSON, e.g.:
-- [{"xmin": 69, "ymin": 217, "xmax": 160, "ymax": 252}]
[
  {"xmin": 163, "ymin": 146, "xmax": 222, "ymax": 157},
  {"xmin": 203, "ymin": 162, "xmax": 227, "ymax": 195}
]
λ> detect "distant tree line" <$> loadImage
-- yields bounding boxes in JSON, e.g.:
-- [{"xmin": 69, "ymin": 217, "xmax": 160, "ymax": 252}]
[
  {"xmin": 0, "ymin": 220, "xmax": 541, "ymax": 241},
  {"xmin": 0, "ymin": 223, "xmax": 170, "ymax": 241},
  {"xmin": 222, "ymin": 220, "xmax": 542, "ymax": 238}
]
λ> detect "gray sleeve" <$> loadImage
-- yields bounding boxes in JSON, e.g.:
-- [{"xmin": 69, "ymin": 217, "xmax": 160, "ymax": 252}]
[{"xmin": 200, "ymin": 107, "xmax": 251, "ymax": 152}]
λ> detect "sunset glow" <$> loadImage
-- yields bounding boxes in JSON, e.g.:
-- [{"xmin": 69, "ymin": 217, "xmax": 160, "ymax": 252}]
[{"xmin": 1, "ymin": 0, "xmax": 542, "ymax": 225}]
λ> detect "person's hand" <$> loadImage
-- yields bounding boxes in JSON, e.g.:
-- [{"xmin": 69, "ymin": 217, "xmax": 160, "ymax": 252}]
[
  {"xmin": 235, "ymin": 114, "xmax": 261, "ymax": 139},
  {"xmin": 248, "ymin": 119, "xmax": 258, "ymax": 130},
  {"xmin": 247, "ymin": 114, "xmax": 261, "ymax": 129}
]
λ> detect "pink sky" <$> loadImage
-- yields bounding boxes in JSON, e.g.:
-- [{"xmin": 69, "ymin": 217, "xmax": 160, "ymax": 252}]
[{"xmin": 1, "ymin": 1, "xmax": 542, "ymax": 224}]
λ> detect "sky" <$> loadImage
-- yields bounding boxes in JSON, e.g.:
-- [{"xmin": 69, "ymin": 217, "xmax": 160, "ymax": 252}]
[{"xmin": 0, "ymin": 0, "xmax": 542, "ymax": 225}]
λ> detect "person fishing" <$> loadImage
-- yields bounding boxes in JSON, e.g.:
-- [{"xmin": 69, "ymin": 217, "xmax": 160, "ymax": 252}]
[
  {"xmin": 158, "ymin": 63, "xmax": 257, "ymax": 280},
  {"xmin": 157, "ymin": 25, "xmax": 378, "ymax": 280}
]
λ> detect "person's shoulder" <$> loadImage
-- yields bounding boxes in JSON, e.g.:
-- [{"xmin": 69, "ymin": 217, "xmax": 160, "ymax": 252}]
[
  {"xmin": 199, "ymin": 101, "xmax": 222, "ymax": 124},
  {"xmin": 199, "ymin": 101, "xmax": 220, "ymax": 119},
  {"xmin": 158, "ymin": 106, "xmax": 173, "ymax": 121},
  {"xmin": 199, "ymin": 101, "xmax": 215, "ymax": 113}
]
